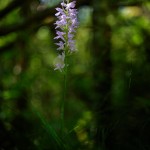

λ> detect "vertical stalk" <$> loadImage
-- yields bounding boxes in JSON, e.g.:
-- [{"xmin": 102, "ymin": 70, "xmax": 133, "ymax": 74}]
[
  {"xmin": 61, "ymin": 54, "xmax": 68, "ymax": 137},
  {"xmin": 61, "ymin": 2, "xmax": 69, "ymax": 135}
]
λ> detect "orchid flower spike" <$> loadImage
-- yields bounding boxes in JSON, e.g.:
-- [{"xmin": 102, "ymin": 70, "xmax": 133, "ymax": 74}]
[{"xmin": 54, "ymin": 0, "xmax": 78, "ymax": 72}]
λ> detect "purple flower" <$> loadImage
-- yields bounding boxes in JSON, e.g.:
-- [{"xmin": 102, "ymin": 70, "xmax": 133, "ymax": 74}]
[
  {"xmin": 55, "ymin": 41, "xmax": 65, "ymax": 50},
  {"xmin": 66, "ymin": 1, "xmax": 76, "ymax": 9},
  {"xmin": 54, "ymin": 0, "xmax": 78, "ymax": 71},
  {"xmin": 55, "ymin": 8, "xmax": 65, "ymax": 16},
  {"xmin": 54, "ymin": 53, "xmax": 65, "ymax": 72},
  {"xmin": 54, "ymin": 31, "xmax": 65, "ymax": 41}
]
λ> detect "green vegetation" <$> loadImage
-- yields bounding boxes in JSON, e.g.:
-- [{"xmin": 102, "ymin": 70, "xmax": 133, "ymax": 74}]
[{"xmin": 0, "ymin": 0, "xmax": 150, "ymax": 150}]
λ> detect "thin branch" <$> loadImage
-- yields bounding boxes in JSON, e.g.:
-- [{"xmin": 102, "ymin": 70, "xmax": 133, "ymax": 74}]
[
  {"xmin": 0, "ymin": 20, "xmax": 53, "ymax": 54},
  {"xmin": 0, "ymin": 0, "xmax": 90, "ymax": 53},
  {"xmin": 0, "ymin": 0, "xmax": 27, "ymax": 20},
  {"xmin": 0, "ymin": 0, "xmax": 90, "ymax": 36},
  {"xmin": 0, "ymin": 8, "xmax": 55, "ymax": 36}
]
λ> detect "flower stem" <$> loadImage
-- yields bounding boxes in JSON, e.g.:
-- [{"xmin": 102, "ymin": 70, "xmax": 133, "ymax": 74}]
[{"xmin": 61, "ymin": 54, "xmax": 68, "ymax": 137}]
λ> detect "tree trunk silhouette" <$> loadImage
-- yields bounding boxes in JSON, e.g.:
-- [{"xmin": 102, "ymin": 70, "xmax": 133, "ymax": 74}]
[{"xmin": 92, "ymin": 0, "xmax": 113, "ymax": 149}]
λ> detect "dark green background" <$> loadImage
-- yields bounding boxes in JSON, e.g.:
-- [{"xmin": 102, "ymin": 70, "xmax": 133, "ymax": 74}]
[{"xmin": 0, "ymin": 0, "xmax": 150, "ymax": 149}]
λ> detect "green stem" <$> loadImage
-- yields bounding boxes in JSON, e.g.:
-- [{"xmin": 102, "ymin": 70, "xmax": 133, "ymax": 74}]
[{"xmin": 61, "ymin": 55, "xmax": 68, "ymax": 137}]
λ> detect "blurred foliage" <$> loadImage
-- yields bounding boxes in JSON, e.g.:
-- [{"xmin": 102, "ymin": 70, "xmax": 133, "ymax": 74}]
[{"xmin": 0, "ymin": 0, "xmax": 150, "ymax": 150}]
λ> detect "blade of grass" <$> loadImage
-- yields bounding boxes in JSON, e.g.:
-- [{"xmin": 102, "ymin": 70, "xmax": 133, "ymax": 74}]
[{"xmin": 32, "ymin": 107, "xmax": 70, "ymax": 150}]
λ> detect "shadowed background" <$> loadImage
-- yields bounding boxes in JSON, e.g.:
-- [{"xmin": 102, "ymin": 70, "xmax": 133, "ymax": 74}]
[{"xmin": 0, "ymin": 0, "xmax": 150, "ymax": 149}]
